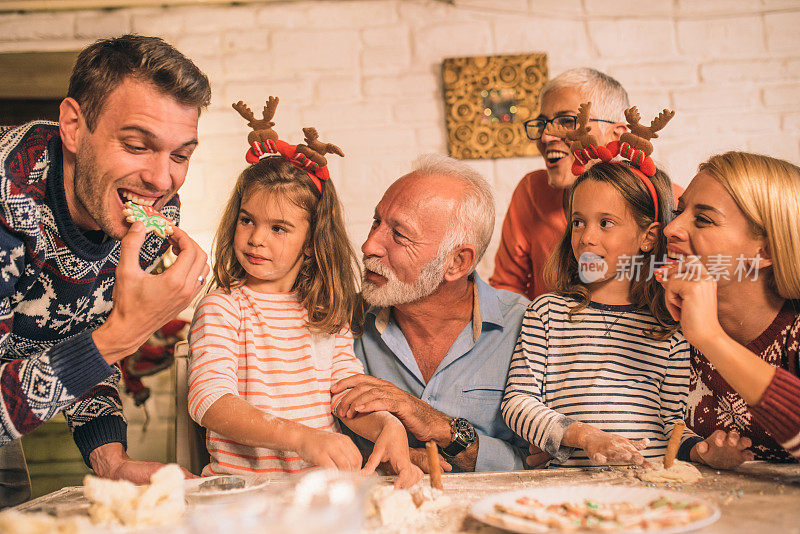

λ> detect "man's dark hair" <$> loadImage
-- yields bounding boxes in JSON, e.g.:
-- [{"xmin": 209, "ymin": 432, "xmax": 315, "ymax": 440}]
[{"xmin": 67, "ymin": 34, "xmax": 211, "ymax": 130}]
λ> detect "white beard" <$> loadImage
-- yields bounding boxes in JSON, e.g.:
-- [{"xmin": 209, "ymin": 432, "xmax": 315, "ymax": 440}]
[{"xmin": 361, "ymin": 253, "xmax": 448, "ymax": 307}]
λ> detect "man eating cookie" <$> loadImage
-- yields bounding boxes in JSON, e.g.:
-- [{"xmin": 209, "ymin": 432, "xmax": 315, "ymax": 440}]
[{"xmin": 0, "ymin": 34, "xmax": 211, "ymax": 505}]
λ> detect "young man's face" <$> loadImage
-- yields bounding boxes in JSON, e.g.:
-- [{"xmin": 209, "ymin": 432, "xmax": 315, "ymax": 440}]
[{"xmin": 66, "ymin": 77, "xmax": 199, "ymax": 239}]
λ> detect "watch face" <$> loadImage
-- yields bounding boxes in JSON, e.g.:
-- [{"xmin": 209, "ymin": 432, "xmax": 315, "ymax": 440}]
[{"xmin": 453, "ymin": 418, "xmax": 477, "ymax": 443}]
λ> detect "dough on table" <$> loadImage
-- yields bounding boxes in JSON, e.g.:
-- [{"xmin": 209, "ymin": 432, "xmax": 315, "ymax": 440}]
[
  {"xmin": 368, "ymin": 483, "xmax": 452, "ymax": 526},
  {"xmin": 83, "ymin": 463, "xmax": 186, "ymax": 527},
  {"xmin": 636, "ymin": 460, "xmax": 703, "ymax": 484}
]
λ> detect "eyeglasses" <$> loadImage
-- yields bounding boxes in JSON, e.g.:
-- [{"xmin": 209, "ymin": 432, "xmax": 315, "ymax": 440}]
[{"xmin": 523, "ymin": 115, "xmax": 617, "ymax": 141}]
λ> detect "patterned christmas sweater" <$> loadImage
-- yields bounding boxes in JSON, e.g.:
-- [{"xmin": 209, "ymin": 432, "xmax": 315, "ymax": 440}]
[
  {"xmin": 681, "ymin": 300, "xmax": 800, "ymax": 462},
  {"xmin": 0, "ymin": 122, "xmax": 177, "ymax": 465}
]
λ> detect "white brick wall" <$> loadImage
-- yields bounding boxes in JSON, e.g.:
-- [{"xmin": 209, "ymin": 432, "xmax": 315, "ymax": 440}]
[{"xmin": 1, "ymin": 0, "xmax": 799, "ymax": 463}]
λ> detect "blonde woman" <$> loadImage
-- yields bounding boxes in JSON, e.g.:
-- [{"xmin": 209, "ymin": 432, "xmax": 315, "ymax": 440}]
[{"xmin": 659, "ymin": 151, "xmax": 800, "ymax": 465}]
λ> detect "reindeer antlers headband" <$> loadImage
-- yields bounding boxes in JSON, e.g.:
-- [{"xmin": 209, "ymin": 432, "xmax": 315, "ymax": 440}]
[
  {"xmin": 544, "ymin": 101, "xmax": 675, "ymax": 221},
  {"xmin": 232, "ymin": 97, "xmax": 344, "ymax": 194}
]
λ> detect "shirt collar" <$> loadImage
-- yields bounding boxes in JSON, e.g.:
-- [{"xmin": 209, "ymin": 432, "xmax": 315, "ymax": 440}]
[{"xmin": 368, "ymin": 273, "xmax": 504, "ymax": 342}]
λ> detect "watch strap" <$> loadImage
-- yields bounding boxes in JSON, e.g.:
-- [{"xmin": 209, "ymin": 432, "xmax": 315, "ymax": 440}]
[{"xmin": 440, "ymin": 417, "xmax": 476, "ymax": 458}]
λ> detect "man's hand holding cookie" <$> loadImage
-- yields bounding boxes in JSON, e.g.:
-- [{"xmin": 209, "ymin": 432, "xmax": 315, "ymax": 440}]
[{"xmin": 92, "ymin": 221, "xmax": 209, "ymax": 365}]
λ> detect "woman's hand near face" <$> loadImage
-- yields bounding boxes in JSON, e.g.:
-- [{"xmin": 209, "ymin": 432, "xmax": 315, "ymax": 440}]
[
  {"xmin": 655, "ymin": 262, "xmax": 726, "ymax": 351},
  {"xmin": 656, "ymin": 262, "xmax": 776, "ymax": 405}
]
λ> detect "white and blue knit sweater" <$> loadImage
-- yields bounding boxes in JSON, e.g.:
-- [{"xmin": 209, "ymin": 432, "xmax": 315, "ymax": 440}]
[{"xmin": 0, "ymin": 122, "xmax": 178, "ymax": 465}]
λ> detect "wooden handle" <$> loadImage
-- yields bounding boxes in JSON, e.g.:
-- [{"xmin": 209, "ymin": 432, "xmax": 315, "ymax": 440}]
[
  {"xmin": 425, "ymin": 441, "xmax": 443, "ymax": 490},
  {"xmin": 664, "ymin": 421, "xmax": 686, "ymax": 468}
]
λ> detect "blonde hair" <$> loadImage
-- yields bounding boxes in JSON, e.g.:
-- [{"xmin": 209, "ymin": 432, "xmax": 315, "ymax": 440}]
[
  {"xmin": 210, "ymin": 158, "xmax": 359, "ymax": 334},
  {"xmin": 543, "ymin": 161, "xmax": 678, "ymax": 339},
  {"xmin": 699, "ymin": 151, "xmax": 800, "ymax": 299}
]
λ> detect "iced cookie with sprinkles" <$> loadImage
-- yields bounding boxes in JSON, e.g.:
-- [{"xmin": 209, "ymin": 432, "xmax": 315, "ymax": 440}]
[{"xmin": 123, "ymin": 201, "xmax": 175, "ymax": 238}]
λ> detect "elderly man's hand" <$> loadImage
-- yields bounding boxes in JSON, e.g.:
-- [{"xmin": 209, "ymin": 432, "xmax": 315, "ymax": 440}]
[
  {"xmin": 409, "ymin": 447, "xmax": 452, "ymax": 474},
  {"xmin": 362, "ymin": 421, "xmax": 423, "ymax": 489},
  {"xmin": 89, "ymin": 443, "xmax": 195, "ymax": 484},
  {"xmin": 332, "ymin": 375, "xmax": 452, "ymax": 444},
  {"xmin": 526, "ymin": 444, "xmax": 551, "ymax": 469}
]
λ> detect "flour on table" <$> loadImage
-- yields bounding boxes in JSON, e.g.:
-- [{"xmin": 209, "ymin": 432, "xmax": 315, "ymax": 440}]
[
  {"xmin": 636, "ymin": 460, "xmax": 703, "ymax": 484},
  {"xmin": 368, "ymin": 483, "xmax": 452, "ymax": 527},
  {"xmin": 0, "ymin": 509, "xmax": 91, "ymax": 534},
  {"xmin": 83, "ymin": 463, "xmax": 186, "ymax": 527}
]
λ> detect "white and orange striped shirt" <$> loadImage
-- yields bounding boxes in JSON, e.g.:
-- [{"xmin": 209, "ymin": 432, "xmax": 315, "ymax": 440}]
[{"xmin": 188, "ymin": 286, "xmax": 363, "ymax": 476}]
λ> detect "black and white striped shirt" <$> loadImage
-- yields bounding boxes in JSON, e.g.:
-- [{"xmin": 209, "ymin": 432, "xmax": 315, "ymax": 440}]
[{"xmin": 502, "ymin": 294, "xmax": 690, "ymax": 466}]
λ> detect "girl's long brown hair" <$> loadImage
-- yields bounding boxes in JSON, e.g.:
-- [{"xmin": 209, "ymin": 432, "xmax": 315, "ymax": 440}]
[
  {"xmin": 210, "ymin": 158, "xmax": 359, "ymax": 334},
  {"xmin": 543, "ymin": 161, "xmax": 679, "ymax": 339}
]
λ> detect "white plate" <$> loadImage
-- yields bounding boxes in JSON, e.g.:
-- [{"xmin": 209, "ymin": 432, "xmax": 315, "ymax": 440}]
[
  {"xmin": 470, "ymin": 485, "xmax": 720, "ymax": 534},
  {"xmin": 184, "ymin": 475, "xmax": 270, "ymax": 497}
]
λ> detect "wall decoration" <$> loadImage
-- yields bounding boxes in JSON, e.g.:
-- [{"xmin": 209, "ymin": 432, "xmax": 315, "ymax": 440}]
[{"xmin": 442, "ymin": 53, "xmax": 548, "ymax": 160}]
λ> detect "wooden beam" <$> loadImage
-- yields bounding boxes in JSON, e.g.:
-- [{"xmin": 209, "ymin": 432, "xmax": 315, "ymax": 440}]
[
  {"xmin": 0, "ymin": 0, "xmax": 280, "ymax": 12},
  {"xmin": 0, "ymin": 51, "xmax": 78, "ymax": 99},
  {"xmin": 0, "ymin": 0, "xmax": 451, "ymax": 13}
]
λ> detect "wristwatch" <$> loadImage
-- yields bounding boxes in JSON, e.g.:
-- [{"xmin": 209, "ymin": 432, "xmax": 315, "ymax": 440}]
[{"xmin": 440, "ymin": 417, "xmax": 477, "ymax": 458}]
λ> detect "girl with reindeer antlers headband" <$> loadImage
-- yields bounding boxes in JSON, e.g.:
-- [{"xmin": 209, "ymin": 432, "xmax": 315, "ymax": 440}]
[
  {"xmin": 502, "ymin": 103, "xmax": 753, "ymax": 473},
  {"xmin": 489, "ymin": 89, "xmax": 684, "ymax": 304},
  {"xmin": 186, "ymin": 97, "xmax": 421, "ymax": 487}
]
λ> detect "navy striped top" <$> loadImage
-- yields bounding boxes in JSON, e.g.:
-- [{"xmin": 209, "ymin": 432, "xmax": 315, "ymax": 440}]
[{"xmin": 501, "ymin": 294, "xmax": 691, "ymax": 466}]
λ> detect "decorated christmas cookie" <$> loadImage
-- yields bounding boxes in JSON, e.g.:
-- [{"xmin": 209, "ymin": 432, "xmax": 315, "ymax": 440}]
[{"xmin": 123, "ymin": 201, "xmax": 174, "ymax": 238}]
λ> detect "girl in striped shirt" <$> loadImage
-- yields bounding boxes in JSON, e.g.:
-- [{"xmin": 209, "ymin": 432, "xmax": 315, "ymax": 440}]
[
  {"xmin": 188, "ymin": 157, "xmax": 420, "ymax": 486},
  {"xmin": 502, "ymin": 160, "xmax": 691, "ymax": 467}
]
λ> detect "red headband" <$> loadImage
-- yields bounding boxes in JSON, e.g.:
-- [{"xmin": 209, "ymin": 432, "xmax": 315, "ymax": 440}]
[
  {"xmin": 551, "ymin": 102, "xmax": 673, "ymax": 223},
  {"xmin": 246, "ymin": 139, "xmax": 329, "ymax": 194},
  {"xmin": 570, "ymin": 139, "xmax": 660, "ymax": 222},
  {"xmin": 233, "ymin": 98, "xmax": 343, "ymax": 196},
  {"xmin": 617, "ymin": 148, "xmax": 659, "ymax": 222}
]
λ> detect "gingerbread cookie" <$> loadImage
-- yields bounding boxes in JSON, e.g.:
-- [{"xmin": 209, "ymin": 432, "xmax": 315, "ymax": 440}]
[{"xmin": 123, "ymin": 201, "xmax": 174, "ymax": 238}]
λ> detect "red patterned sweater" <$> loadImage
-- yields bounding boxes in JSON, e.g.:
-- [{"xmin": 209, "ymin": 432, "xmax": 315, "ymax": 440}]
[
  {"xmin": 686, "ymin": 300, "xmax": 800, "ymax": 462},
  {"xmin": 0, "ymin": 122, "xmax": 176, "ymax": 465}
]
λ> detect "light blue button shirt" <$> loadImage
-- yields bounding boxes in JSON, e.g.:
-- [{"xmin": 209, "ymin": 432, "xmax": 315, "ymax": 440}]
[{"xmin": 353, "ymin": 274, "xmax": 530, "ymax": 472}]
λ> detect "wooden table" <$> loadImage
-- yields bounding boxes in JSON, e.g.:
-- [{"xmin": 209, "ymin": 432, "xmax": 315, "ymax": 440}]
[
  {"xmin": 15, "ymin": 462, "xmax": 800, "ymax": 533},
  {"xmin": 393, "ymin": 462, "xmax": 800, "ymax": 533}
]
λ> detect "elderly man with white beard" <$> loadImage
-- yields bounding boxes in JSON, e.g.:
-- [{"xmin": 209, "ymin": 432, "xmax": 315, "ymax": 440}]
[{"xmin": 331, "ymin": 154, "xmax": 530, "ymax": 473}]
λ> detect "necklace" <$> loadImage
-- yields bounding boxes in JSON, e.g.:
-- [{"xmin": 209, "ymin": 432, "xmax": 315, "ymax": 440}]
[{"xmin": 601, "ymin": 310, "xmax": 627, "ymax": 337}]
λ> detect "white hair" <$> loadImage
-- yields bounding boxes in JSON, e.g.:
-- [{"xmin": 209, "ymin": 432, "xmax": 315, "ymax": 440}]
[
  {"xmin": 361, "ymin": 254, "xmax": 448, "ymax": 307},
  {"xmin": 540, "ymin": 67, "xmax": 629, "ymax": 123},
  {"xmin": 410, "ymin": 153, "xmax": 495, "ymax": 273}
]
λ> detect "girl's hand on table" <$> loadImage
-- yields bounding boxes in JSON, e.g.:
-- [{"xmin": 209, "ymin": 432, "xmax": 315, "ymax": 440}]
[
  {"xmin": 568, "ymin": 423, "xmax": 649, "ymax": 466},
  {"xmin": 295, "ymin": 428, "xmax": 362, "ymax": 470},
  {"xmin": 691, "ymin": 430, "xmax": 754, "ymax": 470},
  {"xmin": 363, "ymin": 421, "xmax": 423, "ymax": 488}
]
